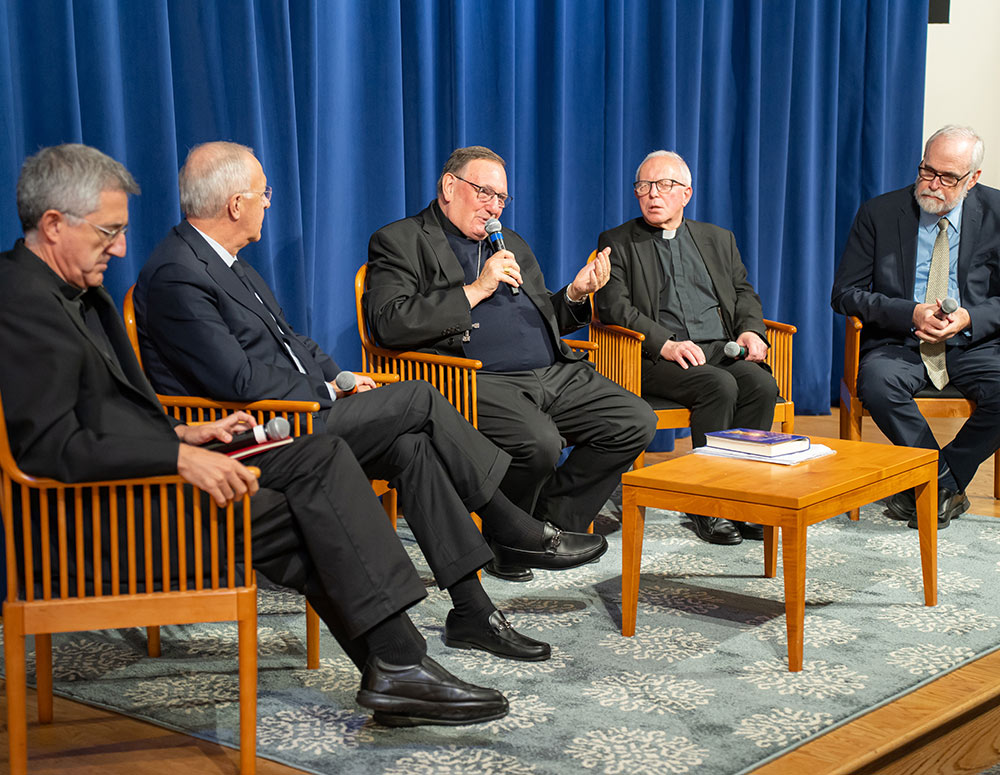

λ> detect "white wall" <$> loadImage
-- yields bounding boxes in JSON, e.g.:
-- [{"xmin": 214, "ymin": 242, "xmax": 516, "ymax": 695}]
[{"xmin": 924, "ymin": 0, "xmax": 1000, "ymax": 185}]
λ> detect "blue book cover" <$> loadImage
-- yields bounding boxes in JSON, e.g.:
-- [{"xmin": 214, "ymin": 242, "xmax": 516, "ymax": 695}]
[
  {"xmin": 704, "ymin": 429, "xmax": 811, "ymax": 457},
  {"xmin": 705, "ymin": 429, "xmax": 808, "ymax": 446}
]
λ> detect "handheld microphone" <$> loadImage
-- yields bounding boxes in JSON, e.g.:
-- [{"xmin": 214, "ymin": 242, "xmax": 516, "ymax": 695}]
[
  {"xmin": 203, "ymin": 416, "xmax": 290, "ymax": 454},
  {"xmin": 724, "ymin": 341, "xmax": 748, "ymax": 360},
  {"xmin": 484, "ymin": 218, "xmax": 519, "ymax": 295},
  {"xmin": 940, "ymin": 297, "xmax": 959, "ymax": 315},
  {"xmin": 334, "ymin": 370, "xmax": 358, "ymax": 395}
]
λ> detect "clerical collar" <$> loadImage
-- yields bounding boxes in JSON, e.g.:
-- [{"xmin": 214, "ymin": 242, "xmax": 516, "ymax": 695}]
[{"xmin": 661, "ymin": 228, "xmax": 678, "ymax": 240}]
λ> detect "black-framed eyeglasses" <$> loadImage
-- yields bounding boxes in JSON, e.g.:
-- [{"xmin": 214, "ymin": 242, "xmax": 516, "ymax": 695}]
[
  {"xmin": 633, "ymin": 178, "xmax": 688, "ymax": 196},
  {"xmin": 452, "ymin": 175, "xmax": 512, "ymax": 208},
  {"xmin": 917, "ymin": 165, "xmax": 970, "ymax": 188},
  {"xmin": 65, "ymin": 213, "xmax": 128, "ymax": 244},
  {"xmin": 241, "ymin": 186, "xmax": 273, "ymax": 204}
]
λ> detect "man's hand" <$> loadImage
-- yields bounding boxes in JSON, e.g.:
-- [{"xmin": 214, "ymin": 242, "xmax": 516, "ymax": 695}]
[
  {"xmin": 660, "ymin": 339, "xmax": 705, "ymax": 369},
  {"xmin": 174, "ymin": 411, "xmax": 256, "ymax": 446},
  {"xmin": 912, "ymin": 300, "xmax": 970, "ymax": 343},
  {"xmin": 568, "ymin": 247, "xmax": 611, "ymax": 301},
  {"xmin": 736, "ymin": 331, "xmax": 768, "ymax": 363},
  {"xmin": 464, "ymin": 249, "xmax": 522, "ymax": 307},
  {"xmin": 332, "ymin": 373, "xmax": 377, "ymax": 398},
  {"xmin": 176, "ymin": 443, "xmax": 259, "ymax": 507}
]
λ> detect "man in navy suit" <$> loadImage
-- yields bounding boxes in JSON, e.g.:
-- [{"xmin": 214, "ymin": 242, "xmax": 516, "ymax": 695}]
[
  {"xmin": 831, "ymin": 125, "xmax": 1000, "ymax": 528},
  {"xmin": 135, "ymin": 142, "xmax": 605, "ymax": 653}
]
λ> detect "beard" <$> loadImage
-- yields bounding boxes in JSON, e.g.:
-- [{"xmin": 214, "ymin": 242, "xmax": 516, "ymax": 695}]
[{"xmin": 913, "ymin": 179, "xmax": 969, "ymax": 215}]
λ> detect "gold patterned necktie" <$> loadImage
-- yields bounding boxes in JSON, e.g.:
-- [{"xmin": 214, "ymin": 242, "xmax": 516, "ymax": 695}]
[{"xmin": 920, "ymin": 217, "xmax": 950, "ymax": 390}]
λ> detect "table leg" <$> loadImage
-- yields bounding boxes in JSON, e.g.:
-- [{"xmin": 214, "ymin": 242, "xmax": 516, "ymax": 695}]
[
  {"xmin": 621, "ymin": 486, "xmax": 646, "ymax": 637},
  {"xmin": 781, "ymin": 522, "xmax": 806, "ymax": 672},
  {"xmin": 763, "ymin": 525, "xmax": 778, "ymax": 578},
  {"xmin": 914, "ymin": 473, "xmax": 938, "ymax": 607}
]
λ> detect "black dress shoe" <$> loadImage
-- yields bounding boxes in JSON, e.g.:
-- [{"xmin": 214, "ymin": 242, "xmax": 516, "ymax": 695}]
[
  {"xmin": 687, "ymin": 514, "xmax": 742, "ymax": 545},
  {"xmin": 490, "ymin": 522, "xmax": 608, "ymax": 571},
  {"xmin": 444, "ymin": 609, "xmax": 551, "ymax": 661},
  {"xmin": 907, "ymin": 489, "xmax": 970, "ymax": 531},
  {"xmin": 885, "ymin": 489, "xmax": 916, "ymax": 521},
  {"xmin": 735, "ymin": 521, "xmax": 764, "ymax": 541},
  {"xmin": 483, "ymin": 560, "xmax": 533, "ymax": 583},
  {"xmin": 357, "ymin": 655, "xmax": 508, "ymax": 727}
]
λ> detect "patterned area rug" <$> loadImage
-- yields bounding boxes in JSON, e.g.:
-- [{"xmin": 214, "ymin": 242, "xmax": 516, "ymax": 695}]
[{"xmin": 5, "ymin": 493, "xmax": 1000, "ymax": 775}]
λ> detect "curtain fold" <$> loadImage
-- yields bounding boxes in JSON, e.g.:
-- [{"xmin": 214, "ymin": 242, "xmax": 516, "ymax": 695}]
[{"xmin": 0, "ymin": 0, "xmax": 927, "ymax": 414}]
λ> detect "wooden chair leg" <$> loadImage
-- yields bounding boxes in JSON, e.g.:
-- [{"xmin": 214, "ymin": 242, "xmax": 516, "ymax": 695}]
[
  {"xmin": 237, "ymin": 588, "xmax": 258, "ymax": 774},
  {"xmin": 306, "ymin": 602, "xmax": 320, "ymax": 669},
  {"xmin": 34, "ymin": 633, "xmax": 53, "ymax": 723},
  {"xmin": 994, "ymin": 451, "xmax": 1000, "ymax": 500},
  {"xmin": 4, "ymin": 605, "xmax": 28, "ymax": 775},
  {"xmin": 383, "ymin": 487, "xmax": 398, "ymax": 530},
  {"xmin": 146, "ymin": 625, "xmax": 161, "ymax": 657}
]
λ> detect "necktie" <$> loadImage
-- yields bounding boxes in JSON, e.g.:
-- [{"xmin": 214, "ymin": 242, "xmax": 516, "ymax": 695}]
[
  {"xmin": 231, "ymin": 259, "xmax": 282, "ymax": 320},
  {"xmin": 920, "ymin": 217, "xmax": 950, "ymax": 390}
]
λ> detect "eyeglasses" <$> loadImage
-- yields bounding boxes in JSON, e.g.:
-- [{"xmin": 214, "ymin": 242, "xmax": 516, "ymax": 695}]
[
  {"xmin": 633, "ymin": 178, "xmax": 688, "ymax": 196},
  {"xmin": 241, "ymin": 186, "xmax": 273, "ymax": 204},
  {"xmin": 452, "ymin": 175, "xmax": 512, "ymax": 208},
  {"xmin": 65, "ymin": 213, "xmax": 128, "ymax": 244},
  {"xmin": 917, "ymin": 165, "xmax": 970, "ymax": 189}
]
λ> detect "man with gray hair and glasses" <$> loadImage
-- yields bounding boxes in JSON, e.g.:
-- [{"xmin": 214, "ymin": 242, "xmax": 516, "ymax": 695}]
[
  {"xmin": 596, "ymin": 150, "xmax": 777, "ymax": 547},
  {"xmin": 832, "ymin": 125, "xmax": 1000, "ymax": 530}
]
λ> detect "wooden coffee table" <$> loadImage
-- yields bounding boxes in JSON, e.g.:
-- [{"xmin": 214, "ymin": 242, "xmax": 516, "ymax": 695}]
[{"xmin": 620, "ymin": 436, "xmax": 939, "ymax": 671}]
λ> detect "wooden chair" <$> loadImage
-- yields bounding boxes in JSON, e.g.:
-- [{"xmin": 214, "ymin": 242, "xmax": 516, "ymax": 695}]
[
  {"xmin": 839, "ymin": 315, "xmax": 1000, "ymax": 519},
  {"xmin": 0, "ymin": 389, "xmax": 259, "ymax": 774},
  {"xmin": 123, "ymin": 286, "xmax": 396, "ymax": 668},
  {"xmin": 586, "ymin": 251, "xmax": 796, "ymax": 468}
]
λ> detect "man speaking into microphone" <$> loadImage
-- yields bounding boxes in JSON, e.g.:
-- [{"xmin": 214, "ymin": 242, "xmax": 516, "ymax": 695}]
[
  {"xmin": 365, "ymin": 145, "xmax": 655, "ymax": 579},
  {"xmin": 596, "ymin": 150, "xmax": 778, "ymax": 546}
]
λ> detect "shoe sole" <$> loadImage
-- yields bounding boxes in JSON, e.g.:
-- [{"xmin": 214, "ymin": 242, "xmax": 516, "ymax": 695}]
[
  {"xmin": 483, "ymin": 564, "xmax": 534, "ymax": 583},
  {"xmin": 443, "ymin": 635, "xmax": 551, "ymax": 662},
  {"xmin": 357, "ymin": 691, "xmax": 508, "ymax": 726},
  {"xmin": 371, "ymin": 707, "xmax": 509, "ymax": 727}
]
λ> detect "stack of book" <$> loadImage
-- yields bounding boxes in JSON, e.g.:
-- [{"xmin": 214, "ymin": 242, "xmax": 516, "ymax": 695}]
[{"xmin": 697, "ymin": 429, "xmax": 833, "ymax": 465}]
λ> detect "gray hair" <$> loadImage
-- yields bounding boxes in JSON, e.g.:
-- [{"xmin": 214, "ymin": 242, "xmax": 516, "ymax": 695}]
[
  {"xmin": 179, "ymin": 141, "xmax": 256, "ymax": 218},
  {"xmin": 635, "ymin": 150, "xmax": 692, "ymax": 186},
  {"xmin": 925, "ymin": 125, "xmax": 985, "ymax": 173},
  {"xmin": 437, "ymin": 146, "xmax": 506, "ymax": 197},
  {"xmin": 16, "ymin": 144, "xmax": 139, "ymax": 232}
]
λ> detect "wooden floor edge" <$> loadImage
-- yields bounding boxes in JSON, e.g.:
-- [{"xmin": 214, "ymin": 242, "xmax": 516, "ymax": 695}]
[{"xmin": 751, "ymin": 646, "xmax": 1000, "ymax": 774}]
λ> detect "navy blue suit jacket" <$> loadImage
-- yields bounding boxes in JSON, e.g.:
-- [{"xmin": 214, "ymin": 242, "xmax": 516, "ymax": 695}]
[
  {"xmin": 135, "ymin": 221, "xmax": 340, "ymax": 407},
  {"xmin": 831, "ymin": 183, "xmax": 1000, "ymax": 356}
]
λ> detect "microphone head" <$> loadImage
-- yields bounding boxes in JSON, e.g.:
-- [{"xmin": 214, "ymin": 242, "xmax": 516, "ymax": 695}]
[
  {"xmin": 484, "ymin": 218, "xmax": 502, "ymax": 236},
  {"xmin": 941, "ymin": 297, "xmax": 959, "ymax": 314},
  {"xmin": 264, "ymin": 416, "xmax": 291, "ymax": 441},
  {"xmin": 723, "ymin": 341, "xmax": 742, "ymax": 359},
  {"xmin": 334, "ymin": 370, "xmax": 357, "ymax": 392}
]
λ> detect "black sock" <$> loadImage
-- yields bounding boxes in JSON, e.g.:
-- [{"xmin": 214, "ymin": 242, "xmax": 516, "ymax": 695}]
[
  {"xmin": 363, "ymin": 613, "xmax": 426, "ymax": 665},
  {"xmin": 448, "ymin": 571, "xmax": 495, "ymax": 622},
  {"xmin": 477, "ymin": 489, "xmax": 545, "ymax": 546}
]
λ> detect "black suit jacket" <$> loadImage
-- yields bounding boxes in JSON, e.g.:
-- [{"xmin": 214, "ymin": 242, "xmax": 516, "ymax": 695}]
[
  {"xmin": 135, "ymin": 221, "xmax": 340, "ymax": 406},
  {"xmin": 364, "ymin": 202, "xmax": 590, "ymax": 358},
  {"xmin": 0, "ymin": 241, "xmax": 179, "ymax": 482},
  {"xmin": 831, "ymin": 183, "xmax": 1000, "ymax": 356},
  {"xmin": 596, "ymin": 217, "xmax": 768, "ymax": 362}
]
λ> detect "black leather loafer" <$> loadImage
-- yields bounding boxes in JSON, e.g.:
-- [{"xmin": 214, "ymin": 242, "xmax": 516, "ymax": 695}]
[
  {"xmin": 483, "ymin": 560, "xmax": 534, "ymax": 583},
  {"xmin": 687, "ymin": 514, "xmax": 742, "ymax": 545},
  {"xmin": 490, "ymin": 522, "xmax": 608, "ymax": 571},
  {"xmin": 357, "ymin": 655, "xmax": 508, "ymax": 726},
  {"xmin": 885, "ymin": 489, "xmax": 916, "ymax": 521},
  {"xmin": 445, "ymin": 609, "xmax": 551, "ymax": 661},
  {"xmin": 907, "ymin": 488, "xmax": 970, "ymax": 531},
  {"xmin": 735, "ymin": 521, "xmax": 764, "ymax": 541}
]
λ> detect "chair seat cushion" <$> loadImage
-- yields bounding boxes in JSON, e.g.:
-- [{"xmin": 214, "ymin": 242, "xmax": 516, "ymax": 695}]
[{"xmin": 914, "ymin": 385, "xmax": 966, "ymax": 400}]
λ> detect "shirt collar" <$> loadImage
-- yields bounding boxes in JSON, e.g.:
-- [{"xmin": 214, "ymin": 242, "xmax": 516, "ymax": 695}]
[
  {"xmin": 190, "ymin": 223, "xmax": 238, "ymax": 267},
  {"xmin": 919, "ymin": 196, "xmax": 964, "ymax": 237}
]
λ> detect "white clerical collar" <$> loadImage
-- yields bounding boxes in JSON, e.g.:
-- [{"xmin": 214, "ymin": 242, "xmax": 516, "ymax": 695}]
[{"xmin": 661, "ymin": 228, "xmax": 678, "ymax": 240}]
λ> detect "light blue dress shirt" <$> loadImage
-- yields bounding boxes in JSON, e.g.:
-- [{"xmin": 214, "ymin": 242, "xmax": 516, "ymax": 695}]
[{"xmin": 913, "ymin": 197, "xmax": 963, "ymax": 306}]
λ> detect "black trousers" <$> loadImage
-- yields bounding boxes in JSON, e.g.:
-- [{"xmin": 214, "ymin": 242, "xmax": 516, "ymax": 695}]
[
  {"xmin": 858, "ymin": 341, "xmax": 1000, "ymax": 492},
  {"xmin": 250, "ymin": 433, "xmax": 429, "ymax": 670},
  {"xmin": 475, "ymin": 361, "xmax": 657, "ymax": 533},
  {"xmin": 641, "ymin": 340, "xmax": 779, "ymax": 448},
  {"xmin": 320, "ymin": 380, "xmax": 500, "ymax": 586}
]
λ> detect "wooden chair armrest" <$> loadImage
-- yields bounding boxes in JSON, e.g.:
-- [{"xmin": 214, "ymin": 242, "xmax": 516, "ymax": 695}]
[
  {"xmin": 363, "ymin": 343, "xmax": 484, "ymax": 371},
  {"xmin": 842, "ymin": 316, "xmax": 863, "ymax": 395},
  {"xmin": 590, "ymin": 321, "xmax": 647, "ymax": 342},
  {"xmin": 359, "ymin": 371, "xmax": 400, "ymax": 384},
  {"xmin": 155, "ymin": 395, "xmax": 322, "ymax": 413},
  {"xmin": 763, "ymin": 318, "xmax": 797, "ymax": 335},
  {"xmin": 564, "ymin": 338, "xmax": 598, "ymax": 351}
]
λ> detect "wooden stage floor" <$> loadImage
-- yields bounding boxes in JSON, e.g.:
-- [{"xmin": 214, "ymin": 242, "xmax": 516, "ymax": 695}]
[{"xmin": 3, "ymin": 409, "xmax": 1000, "ymax": 775}]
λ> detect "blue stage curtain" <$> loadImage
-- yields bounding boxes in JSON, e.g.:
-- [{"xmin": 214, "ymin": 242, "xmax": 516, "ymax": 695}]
[{"xmin": 0, "ymin": 0, "xmax": 926, "ymax": 415}]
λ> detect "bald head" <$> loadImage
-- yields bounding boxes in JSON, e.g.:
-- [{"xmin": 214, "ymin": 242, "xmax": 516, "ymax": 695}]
[{"xmin": 179, "ymin": 141, "xmax": 256, "ymax": 219}]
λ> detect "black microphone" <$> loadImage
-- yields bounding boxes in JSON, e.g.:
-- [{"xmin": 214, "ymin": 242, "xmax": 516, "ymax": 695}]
[
  {"xmin": 724, "ymin": 341, "xmax": 748, "ymax": 359},
  {"xmin": 203, "ymin": 416, "xmax": 290, "ymax": 454},
  {"xmin": 484, "ymin": 218, "xmax": 519, "ymax": 295},
  {"xmin": 334, "ymin": 370, "xmax": 357, "ymax": 395}
]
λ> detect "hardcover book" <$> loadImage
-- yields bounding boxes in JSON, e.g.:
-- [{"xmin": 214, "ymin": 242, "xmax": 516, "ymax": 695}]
[{"xmin": 703, "ymin": 428, "xmax": 810, "ymax": 457}]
